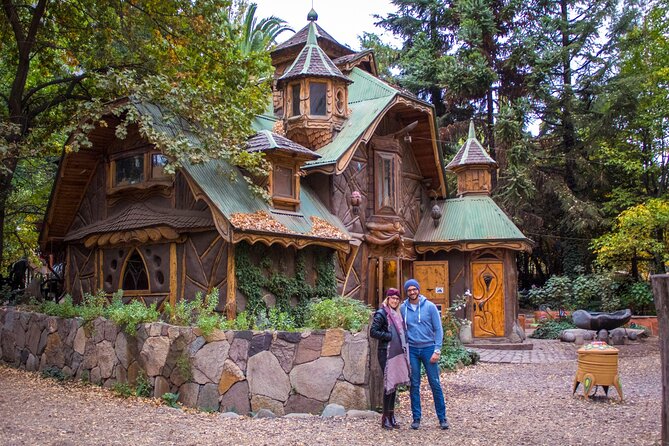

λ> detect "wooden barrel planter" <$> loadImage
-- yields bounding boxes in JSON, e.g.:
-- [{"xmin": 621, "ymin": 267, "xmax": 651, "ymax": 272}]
[{"xmin": 572, "ymin": 342, "xmax": 623, "ymax": 402}]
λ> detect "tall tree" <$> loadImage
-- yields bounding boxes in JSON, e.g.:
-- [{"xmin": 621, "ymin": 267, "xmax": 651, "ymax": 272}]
[
  {"xmin": 375, "ymin": 0, "xmax": 455, "ymax": 116},
  {"xmin": 0, "ymin": 0, "xmax": 277, "ymax": 269},
  {"xmin": 592, "ymin": 0, "xmax": 669, "ymax": 277}
]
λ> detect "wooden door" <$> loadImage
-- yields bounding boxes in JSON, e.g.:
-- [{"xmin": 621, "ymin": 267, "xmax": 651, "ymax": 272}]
[
  {"xmin": 414, "ymin": 261, "xmax": 449, "ymax": 314},
  {"xmin": 369, "ymin": 257, "xmax": 401, "ymax": 308},
  {"xmin": 471, "ymin": 261, "xmax": 505, "ymax": 337}
]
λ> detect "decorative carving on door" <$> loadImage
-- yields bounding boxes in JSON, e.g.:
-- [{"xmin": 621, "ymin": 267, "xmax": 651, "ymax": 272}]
[{"xmin": 472, "ymin": 261, "xmax": 505, "ymax": 337}]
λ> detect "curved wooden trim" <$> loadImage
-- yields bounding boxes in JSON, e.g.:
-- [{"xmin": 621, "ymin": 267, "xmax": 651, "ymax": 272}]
[
  {"xmin": 415, "ymin": 240, "xmax": 533, "ymax": 254},
  {"xmin": 340, "ymin": 242, "xmax": 361, "ymax": 296},
  {"xmin": 84, "ymin": 227, "xmax": 183, "ymax": 248},
  {"xmin": 180, "ymin": 170, "xmax": 232, "ymax": 242}
]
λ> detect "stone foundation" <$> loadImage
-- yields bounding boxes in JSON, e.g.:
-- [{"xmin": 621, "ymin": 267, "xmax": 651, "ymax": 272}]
[{"xmin": 0, "ymin": 307, "xmax": 370, "ymax": 415}]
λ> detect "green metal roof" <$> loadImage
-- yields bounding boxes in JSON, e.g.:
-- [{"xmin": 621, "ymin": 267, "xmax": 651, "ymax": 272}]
[
  {"xmin": 132, "ymin": 101, "xmax": 349, "ymax": 242},
  {"xmin": 305, "ymin": 68, "xmax": 397, "ymax": 168},
  {"xmin": 182, "ymin": 159, "xmax": 350, "ymax": 240},
  {"xmin": 252, "ymin": 114, "xmax": 277, "ymax": 132},
  {"xmin": 414, "ymin": 195, "xmax": 529, "ymax": 244}
]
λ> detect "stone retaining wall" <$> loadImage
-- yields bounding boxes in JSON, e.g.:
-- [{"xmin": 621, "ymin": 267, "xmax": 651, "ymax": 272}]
[{"xmin": 0, "ymin": 308, "xmax": 370, "ymax": 415}]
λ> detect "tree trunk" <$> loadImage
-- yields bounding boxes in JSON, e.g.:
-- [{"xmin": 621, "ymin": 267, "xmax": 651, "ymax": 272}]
[
  {"xmin": 650, "ymin": 274, "xmax": 669, "ymax": 446},
  {"xmin": 560, "ymin": 0, "xmax": 578, "ymax": 192},
  {"xmin": 0, "ymin": 158, "xmax": 18, "ymax": 269}
]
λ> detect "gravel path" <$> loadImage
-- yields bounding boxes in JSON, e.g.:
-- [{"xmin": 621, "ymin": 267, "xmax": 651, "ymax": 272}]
[{"xmin": 0, "ymin": 339, "xmax": 661, "ymax": 446}]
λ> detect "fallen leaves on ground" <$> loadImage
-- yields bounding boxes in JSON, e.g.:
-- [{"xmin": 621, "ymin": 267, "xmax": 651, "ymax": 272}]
[{"xmin": 0, "ymin": 339, "xmax": 661, "ymax": 446}]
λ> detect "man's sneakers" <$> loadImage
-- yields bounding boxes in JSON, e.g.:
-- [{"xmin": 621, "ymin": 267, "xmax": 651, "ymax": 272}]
[{"xmin": 410, "ymin": 418, "xmax": 450, "ymax": 430}]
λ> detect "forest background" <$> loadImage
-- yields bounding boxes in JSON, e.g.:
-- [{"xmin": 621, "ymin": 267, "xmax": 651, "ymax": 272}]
[{"xmin": 1, "ymin": 0, "xmax": 667, "ymax": 315}]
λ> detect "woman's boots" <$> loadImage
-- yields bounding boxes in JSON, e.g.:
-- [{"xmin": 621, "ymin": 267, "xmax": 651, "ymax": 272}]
[
  {"xmin": 381, "ymin": 391, "xmax": 399, "ymax": 429},
  {"xmin": 381, "ymin": 413, "xmax": 394, "ymax": 430},
  {"xmin": 389, "ymin": 410, "xmax": 400, "ymax": 428}
]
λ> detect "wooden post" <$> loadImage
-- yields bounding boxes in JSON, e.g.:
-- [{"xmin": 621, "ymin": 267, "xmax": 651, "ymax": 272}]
[
  {"xmin": 225, "ymin": 243, "xmax": 236, "ymax": 320},
  {"xmin": 169, "ymin": 242, "xmax": 177, "ymax": 310},
  {"xmin": 368, "ymin": 326, "xmax": 383, "ymax": 411},
  {"xmin": 651, "ymin": 274, "xmax": 669, "ymax": 446}
]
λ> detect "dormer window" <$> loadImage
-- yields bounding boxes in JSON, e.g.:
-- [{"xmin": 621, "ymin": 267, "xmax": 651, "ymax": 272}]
[
  {"xmin": 115, "ymin": 154, "xmax": 144, "ymax": 186},
  {"xmin": 274, "ymin": 165, "xmax": 295, "ymax": 198},
  {"xmin": 110, "ymin": 151, "xmax": 172, "ymax": 191},
  {"xmin": 271, "ymin": 162, "xmax": 300, "ymax": 211},
  {"xmin": 309, "ymin": 82, "xmax": 327, "ymax": 116}
]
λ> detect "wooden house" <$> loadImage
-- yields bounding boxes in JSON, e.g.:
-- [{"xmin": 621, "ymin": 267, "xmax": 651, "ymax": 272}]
[{"xmin": 39, "ymin": 10, "xmax": 531, "ymax": 340}]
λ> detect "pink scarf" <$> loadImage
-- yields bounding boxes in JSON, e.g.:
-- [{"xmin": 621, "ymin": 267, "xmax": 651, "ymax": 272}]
[{"xmin": 382, "ymin": 303, "xmax": 411, "ymax": 394}]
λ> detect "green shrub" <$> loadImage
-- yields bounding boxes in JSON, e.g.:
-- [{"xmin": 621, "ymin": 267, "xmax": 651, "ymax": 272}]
[
  {"xmin": 438, "ymin": 295, "xmax": 478, "ymax": 371},
  {"xmin": 255, "ymin": 307, "xmax": 297, "ymax": 331},
  {"xmin": 306, "ymin": 297, "xmax": 372, "ymax": 332},
  {"xmin": 78, "ymin": 290, "xmax": 119, "ymax": 324},
  {"xmin": 107, "ymin": 297, "xmax": 160, "ymax": 336},
  {"xmin": 528, "ymin": 271, "xmax": 620, "ymax": 311},
  {"xmin": 41, "ymin": 366, "xmax": 67, "ymax": 381},
  {"xmin": 163, "ymin": 296, "xmax": 200, "ymax": 326},
  {"xmin": 112, "ymin": 382, "xmax": 135, "ymax": 398},
  {"xmin": 529, "ymin": 317, "xmax": 575, "ymax": 339},
  {"xmin": 162, "ymin": 392, "xmax": 180, "ymax": 408},
  {"xmin": 135, "ymin": 372, "xmax": 153, "ymax": 398},
  {"xmin": 175, "ymin": 354, "xmax": 193, "ymax": 382},
  {"xmin": 439, "ymin": 340, "xmax": 476, "ymax": 371},
  {"xmin": 39, "ymin": 295, "xmax": 78, "ymax": 319},
  {"xmin": 232, "ymin": 311, "xmax": 252, "ymax": 330},
  {"xmin": 618, "ymin": 281, "xmax": 655, "ymax": 315}
]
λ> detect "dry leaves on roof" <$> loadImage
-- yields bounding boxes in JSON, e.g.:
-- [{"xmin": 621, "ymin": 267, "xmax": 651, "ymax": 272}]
[
  {"xmin": 308, "ymin": 216, "xmax": 349, "ymax": 240},
  {"xmin": 230, "ymin": 211, "xmax": 294, "ymax": 234}
]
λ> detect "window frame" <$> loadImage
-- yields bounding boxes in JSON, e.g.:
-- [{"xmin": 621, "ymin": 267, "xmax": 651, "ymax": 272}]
[
  {"xmin": 271, "ymin": 161, "xmax": 300, "ymax": 211},
  {"xmin": 289, "ymin": 82, "xmax": 301, "ymax": 117},
  {"xmin": 119, "ymin": 248, "xmax": 151, "ymax": 295},
  {"xmin": 374, "ymin": 151, "xmax": 399, "ymax": 214},
  {"xmin": 109, "ymin": 150, "xmax": 172, "ymax": 192},
  {"xmin": 308, "ymin": 81, "xmax": 328, "ymax": 117}
]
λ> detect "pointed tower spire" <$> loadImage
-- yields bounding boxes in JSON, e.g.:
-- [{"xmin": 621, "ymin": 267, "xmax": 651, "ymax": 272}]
[
  {"xmin": 468, "ymin": 119, "xmax": 476, "ymax": 140},
  {"xmin": 277, "ymin": 9, "xmax": 352, "ymax": 150},
  {"xmin": 446, "ymin": 120, "xmax": 497, "ymax": 196}
]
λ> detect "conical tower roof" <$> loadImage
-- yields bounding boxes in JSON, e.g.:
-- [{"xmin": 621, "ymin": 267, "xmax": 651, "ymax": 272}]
[
  {"xmin": 446, "ymin": 121, "xmax": 497, "ymax": 170},
  {"xmin": 277, "ymin": 14, "xmax": 351, "ymax": 87}
]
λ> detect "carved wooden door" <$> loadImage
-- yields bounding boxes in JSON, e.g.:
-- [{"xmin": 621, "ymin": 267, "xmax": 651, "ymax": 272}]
[
  {"xmin": 414, "ymin": 261, "xmax": 449, "ymax": 314},
  {"xmin": 471, "ymin": 261, "xmax": 505, "ymax": 337}
]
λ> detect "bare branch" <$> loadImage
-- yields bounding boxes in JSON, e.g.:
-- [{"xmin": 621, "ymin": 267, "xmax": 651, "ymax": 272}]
[{"xmin": 24, "ymin": 73, "xmax": 88, "ymax": 104}]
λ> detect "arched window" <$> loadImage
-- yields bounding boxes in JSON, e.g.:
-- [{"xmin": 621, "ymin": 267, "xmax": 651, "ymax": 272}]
[{"xmin": 122, "ymin": 249, "xmax": 149, "ymax": 291}]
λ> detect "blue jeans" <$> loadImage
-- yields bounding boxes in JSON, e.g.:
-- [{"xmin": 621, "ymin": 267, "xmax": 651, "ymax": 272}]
[{"xmin": 409, "ymin": 346, "xmax": 446, "ymax": 422}]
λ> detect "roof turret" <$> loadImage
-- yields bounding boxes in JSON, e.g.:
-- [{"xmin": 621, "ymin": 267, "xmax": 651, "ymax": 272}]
[
  {"xmin": 446, "ymin": 120, "xmax": 497, "ymax": 170},
  {"xmin": 277, "ymin": 20, "xmax": 351, "ymax": 87}
]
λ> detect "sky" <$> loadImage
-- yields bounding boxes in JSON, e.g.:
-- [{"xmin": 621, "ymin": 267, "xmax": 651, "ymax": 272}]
[{"xmin": 251, "ymin": 0, "xmax": 400, "ymax": 50}]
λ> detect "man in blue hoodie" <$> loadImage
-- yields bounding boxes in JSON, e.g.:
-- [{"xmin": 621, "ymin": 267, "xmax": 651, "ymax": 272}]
[{"xmin": 401, "ymin": 278, "xmax": 449, "ymax": 430}]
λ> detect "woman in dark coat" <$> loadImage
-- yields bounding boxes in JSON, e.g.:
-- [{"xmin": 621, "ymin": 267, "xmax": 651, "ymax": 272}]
[{"xmin": 370, "ymin": 288, "xmax": 411, "ymax": 429}]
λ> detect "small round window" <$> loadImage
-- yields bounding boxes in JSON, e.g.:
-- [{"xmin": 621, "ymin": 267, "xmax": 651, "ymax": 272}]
[{"xmin": 335, "ymin": 89, "xmax": 345, "ymax": 114}]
